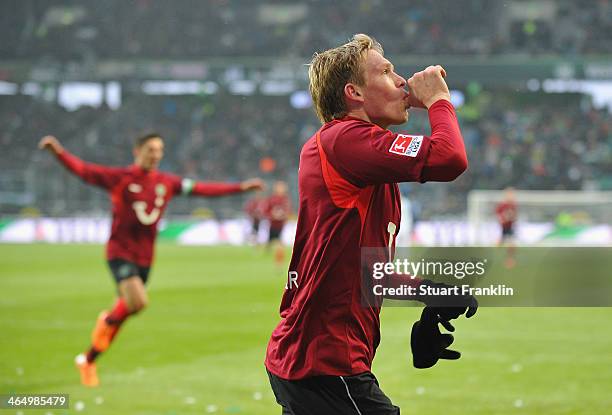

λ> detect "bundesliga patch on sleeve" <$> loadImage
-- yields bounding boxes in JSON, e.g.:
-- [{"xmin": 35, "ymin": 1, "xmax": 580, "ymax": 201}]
[{"xmin": 389, "ymin": 134, "xmax": 424, "ymax": 157}]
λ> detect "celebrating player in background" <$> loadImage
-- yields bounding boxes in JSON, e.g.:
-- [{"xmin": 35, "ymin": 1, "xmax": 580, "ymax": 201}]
[
  {"xmin": 265, "ymin": 34, "xmax": 477, "ymax": 414},
  {"xmin": 265, "ymin": 181, "xmax": 291, "ymax": 267},
  {"xmin": 496, "ymin": 187, "xmax": 518, "ymax": 268},
  {"xmin": 38, "ymin": 133, "xmax": 264, "ymax": 387},
  {"xmin": 244, "ymin": 190, "xmax": 267, "ymax": 245}
]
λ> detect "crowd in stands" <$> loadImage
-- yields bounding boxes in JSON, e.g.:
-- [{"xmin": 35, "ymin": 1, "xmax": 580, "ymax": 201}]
[
  {"xmin": 1, "ymin": 89, "xmax": 610, "ymax": 218},
  {"xmin": 2, "ymin": 0, "xmax": 611, "ymax": 61},
  {"xmin": 397, "ymin": 92, "xmax": 611, "ymax": 218}
]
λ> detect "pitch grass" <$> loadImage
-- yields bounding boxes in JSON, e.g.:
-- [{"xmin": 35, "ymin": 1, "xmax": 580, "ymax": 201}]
[{"xmin": 1, "ymin": 244, "xmax": 611, "ymax": 415}]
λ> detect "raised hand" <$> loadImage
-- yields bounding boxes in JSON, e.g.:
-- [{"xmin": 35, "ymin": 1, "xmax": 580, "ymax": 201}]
[
  {"xmin": 240, "ymin": 178, "xmax": 266, "ymax": 192},
  {"xmin": 38, "ymin": 135, "xmax": 64, "ymax": 156},
  {"xmin": 406, "ymin": 65, "xmax": 450, "ymax": 109}
]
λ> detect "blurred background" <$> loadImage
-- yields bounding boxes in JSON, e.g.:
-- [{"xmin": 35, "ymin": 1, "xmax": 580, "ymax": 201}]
[{"xmin": 0, "ymin": 0, "xmax": 611, "ymax": 243}]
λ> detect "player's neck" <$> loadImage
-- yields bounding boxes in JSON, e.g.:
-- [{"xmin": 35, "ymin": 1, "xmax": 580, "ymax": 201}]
[
  {"xmin": 134, "ymin": 163, "xmax": 155, "ymax": 173},
  {"xmin": 345, "ymin": 109, "xmax": 389, "ymax": 129},
  {"xmin": 345, "ymin": 109, "xmax": 371, "ymax": 124}
]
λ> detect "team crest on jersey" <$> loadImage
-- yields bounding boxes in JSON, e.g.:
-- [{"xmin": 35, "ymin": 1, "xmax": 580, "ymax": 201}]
[
  {"xmin": 155, "ymin": 184, "xmax": 167, "ymax": 196},
  {"xmin": 389, "ymin": 134, "xmax": 423, "ymax": 157}
]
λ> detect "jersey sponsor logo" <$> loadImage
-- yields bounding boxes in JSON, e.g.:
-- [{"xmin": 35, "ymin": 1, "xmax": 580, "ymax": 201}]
[
  {"xmin": 132, "ymin": 201, "xmax": 161, "ymax": 225},
  {"xmin": 271, "ymin": 206, "xmax": 287, "ymax": 220},
  {"xmin": 129, "ymin": 184, "xmax": 167, "ymax": 225},
  {"xmin": 128, "ymin": 183, "xmax": 142, "ymax": 193},
  {"xmin": 389, "ymin": 134, "xmax": 423, "ymax": 157}
]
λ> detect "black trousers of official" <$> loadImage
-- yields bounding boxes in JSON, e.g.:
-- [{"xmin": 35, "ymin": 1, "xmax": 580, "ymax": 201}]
[{"xmin": 267, "ymin": 370, "xmax": 400, "ymax": 415}]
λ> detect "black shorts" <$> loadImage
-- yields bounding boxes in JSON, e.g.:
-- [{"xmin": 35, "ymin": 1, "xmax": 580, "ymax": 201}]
[
  {"xmin": 267, "ymin": 370, "xmax": 399, "ymax": 415},
  {"xmin": 107, "ymin": 258, "xmax": 150, "ymax": 285},
  {"xmin": 502, "ymin": 226, "xmax": 515, "ymax": 238},
  {"xmin": 252, "ymin": 218, "xmax": 261, "ymax": 233},
  {"xmin": 269, "ymin": 227, "xmax": 283, "ymax": 242}
]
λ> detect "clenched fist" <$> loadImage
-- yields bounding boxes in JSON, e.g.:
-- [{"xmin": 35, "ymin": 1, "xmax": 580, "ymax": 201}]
[{"xmin": 407, "ymin": 65, "xmax": 450, "ymax": 109}]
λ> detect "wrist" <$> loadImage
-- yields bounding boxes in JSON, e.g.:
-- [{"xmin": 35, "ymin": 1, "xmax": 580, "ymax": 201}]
[{"xmin": 425, "ymin": 94, "xmax": 451, "ymax": 109}]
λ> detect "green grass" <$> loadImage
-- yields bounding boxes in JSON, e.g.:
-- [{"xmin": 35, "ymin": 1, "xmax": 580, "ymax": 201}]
[{"xmin": 1, "ymin": 244, "xmax": 611, "ymax": 414}]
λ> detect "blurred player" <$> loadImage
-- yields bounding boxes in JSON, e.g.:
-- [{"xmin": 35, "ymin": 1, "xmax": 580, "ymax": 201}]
[
  {"xmin": 496, "ymin": 187, "xmax": 518, "ymax": 268},
  {"xmin": 38, "ymin": 133, "xmax": 264, "ymax": 387},
  {"xmin": 265, "ymin": 34, "xmax": 476, "ymax": 414},
  {"xmin": 244, "ymin": 190, "xmax": 266, "ymax": 245},
  {"xmin": 265, "ymin": 181, "xmax": 291, "ymax": 267}
]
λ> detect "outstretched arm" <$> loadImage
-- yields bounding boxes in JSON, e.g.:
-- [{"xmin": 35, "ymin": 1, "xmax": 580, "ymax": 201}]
[
  {"xmin": 183, "ymin": 177, "xmax": 265, "ymax": 197},
  {"xmin": 38, "ymin": 135, "xmax": 123, "ymax": 190}
]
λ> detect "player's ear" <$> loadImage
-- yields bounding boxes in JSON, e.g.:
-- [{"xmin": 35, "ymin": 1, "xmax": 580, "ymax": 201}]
[{"xmin": 344, "ymin": 83, "xmax": 364, "ymax": 103}]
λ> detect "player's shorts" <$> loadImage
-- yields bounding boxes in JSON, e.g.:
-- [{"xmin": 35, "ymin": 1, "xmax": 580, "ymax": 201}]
[
  {"xmin": 268, "ymin": 226, "xmax": 283, "ymax": 242},
  {"xmin": 501, "ymin": 226, "xmax": 515, "ymax": 240},
  {"xmin": 107, "ymin": 258, "xmax": 150, "ymax": 285},
  {"xmin": 252, "ymin": 218, "xmax": 261, "ymax": 233},
  {"xmin": 267, "ymin": 370, "xmax": 399, "ymax": 415}
]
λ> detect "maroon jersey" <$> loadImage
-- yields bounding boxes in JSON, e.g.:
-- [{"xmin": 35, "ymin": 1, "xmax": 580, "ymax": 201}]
[
  {"xmin": 245, "ymin": 196, "xmax": 266, "ymax": 220},
  {"xmin": 496, "ymin": 201, "xmax": 517, "ymax": 230},
  {"xmin": 265, "ymin": 194, "xmax": 291, "ymax": 230},
  {"xmin": 265, "ymin": 100, "xmax": 467, "ymax": 379},
  {"xmin": 57, "ymin": 150, "xmax": 242, "ymax": 266}
]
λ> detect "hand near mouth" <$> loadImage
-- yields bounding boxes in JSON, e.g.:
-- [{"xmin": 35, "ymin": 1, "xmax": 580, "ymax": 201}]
[{"xmin": 406, "ymin": 65, "xmax": 449, "ymax": 109}]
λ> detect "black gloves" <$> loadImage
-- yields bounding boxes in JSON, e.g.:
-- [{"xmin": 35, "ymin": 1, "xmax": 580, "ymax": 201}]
[
  {"xmin": 411, "ymin": 306, "xmax": 461, "ymax": 369},
  {"xmin": 411, "ymin": 281, "xmax": 478, "ymax": 369},
  {"xmin": 415, "ymin": 280, "xmax": 478, "ymax": 321}
]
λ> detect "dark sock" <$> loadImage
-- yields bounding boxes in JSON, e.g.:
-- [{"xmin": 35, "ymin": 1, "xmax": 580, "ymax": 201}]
[{"xmin": 86, "ymin": 347, "xmax": 101, "ymax": 363}]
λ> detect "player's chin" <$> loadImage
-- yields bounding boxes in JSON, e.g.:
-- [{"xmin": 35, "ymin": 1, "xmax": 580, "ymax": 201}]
[
  {"xmin": 385, "ymin": 108, "xmax": 408, "ymax": 125},
  {"xmin": 395, "ymin": 110, "xmax": 409, "ymax": 124}
]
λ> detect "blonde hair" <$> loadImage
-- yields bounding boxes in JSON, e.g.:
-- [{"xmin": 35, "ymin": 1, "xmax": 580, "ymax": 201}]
[{"xmin": 308, "ymin": 34, "xmax": 383, "ymax": 123}]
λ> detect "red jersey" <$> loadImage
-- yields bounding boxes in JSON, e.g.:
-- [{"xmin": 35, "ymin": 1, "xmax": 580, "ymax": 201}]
[
  {"xmin": 265, "ymin": 100, "xmax": 467, "ymax": 379},
  {"xmin": 265, "ymin": 194, "xmax": 291, "ymax": 230},
  {"xmin": 496, "ymin": 201, "xmax": 517, "ymax": 230},
  {"xmin": 57, "ymin": 150, "xmax": 242, "ymax": 266}
]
